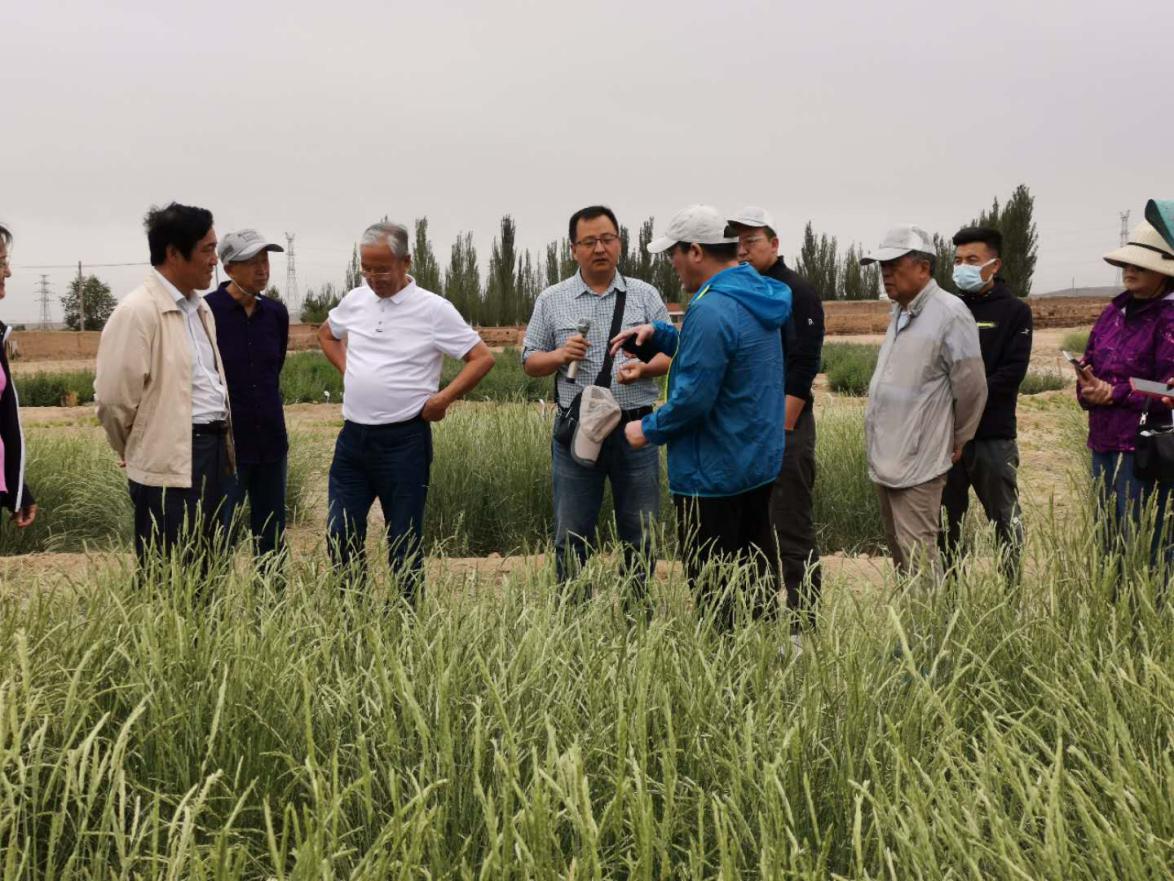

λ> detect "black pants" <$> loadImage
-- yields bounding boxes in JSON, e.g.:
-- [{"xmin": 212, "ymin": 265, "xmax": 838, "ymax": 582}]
[
  {"xmin": 769, "ymin": 407, "xmax": 821, "ymax": 628},
  {"xmin": 674, "ymin": 483, "xmax": 777, "ymax": 631},
  {"xmin": 939, "ymin": 438, "xmax": 1024, "ymax": 580},
  {"xmin": 128, "ymin": 430, "xmax": 231, "ymax": 573}
]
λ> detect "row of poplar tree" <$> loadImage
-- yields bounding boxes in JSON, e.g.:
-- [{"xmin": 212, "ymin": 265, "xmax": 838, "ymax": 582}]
[{"xmin": 298, "ymin": 184, "xmax": 1038, "ymax": 325}]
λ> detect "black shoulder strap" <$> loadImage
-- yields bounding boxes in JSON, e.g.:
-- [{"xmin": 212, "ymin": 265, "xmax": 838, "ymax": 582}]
[{"xmin": 553, "ymin": 275, "xmax": 629, "ymax": 405}]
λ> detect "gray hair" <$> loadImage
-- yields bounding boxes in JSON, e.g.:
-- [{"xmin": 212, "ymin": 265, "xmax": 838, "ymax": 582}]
[
  {"xmin": 360, "ymin": 222, "xmax": 410, "ymax": 258},
  {"xmin": 906, "ymin": 250, "xmax": 936, "ymax": 273}
]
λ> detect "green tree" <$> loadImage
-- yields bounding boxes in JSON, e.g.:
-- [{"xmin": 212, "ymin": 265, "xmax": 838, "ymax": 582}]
[
  {"xmin": 932, "ymin": 233, "xmax": 956, "ymax": 293},
  {"xmin": 839, "ymin": 245, "xmax": 872, "ymax": 300},
  {"xmin": 263, "ymin": 285, "xmax": 283, "ymax": 305},
  {"xmin": 444, "ymin": 232, "xmax": 481, "ymax": 324},
  {"xmin": 629, "ymin": 218, "xmax": 656, "ymax": 285},
  {"xmin": 343, "ymin": 244, "xmax": 361, "ymax": 292},
  {"xmin": 797, "ymin": 222, "xmax": 839, "ymax": 299},
  {"xmin": 61, "ymin": 275, "xmax": 117, "ymax": 331},
  {"xmin": 516, "ymin": 250, "xmax": 541, "ymax": 323},
  {"xmin": 485, "ymin": 215, "xmax": 519, "ymax": 325},
  {"xmin": 965, "ymin": 184, "xmax": 1038, "ymax": 297},
  {"xmin": 543, "ymin": 239, "xmax": 576, "ymax": 288},
  {"xmin": 299, "ymin": 283, "xmax": 341, "ymax": 324},
  {"xmin": 412, "ymin": 218, "xmax": 442, "ymax": 294}
]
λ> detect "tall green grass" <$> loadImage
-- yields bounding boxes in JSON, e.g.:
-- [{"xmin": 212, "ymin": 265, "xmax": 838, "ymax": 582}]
[
  {"xmin": 0, "ymin": 494, "xmax": 1171, "ymax": 878},
  {"xmin": 0, "ymin": 430, "xmax": 322, "ymax": 555}
]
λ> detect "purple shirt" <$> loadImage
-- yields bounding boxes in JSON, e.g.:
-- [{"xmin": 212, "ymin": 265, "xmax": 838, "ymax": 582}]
[
  {"xmin": 1080, "ymin": 290, "xmax": 1174, "ymax": 453},
  {"xmin": 205, "ymin": 284, "xmax": 290, "ymax": 465}
]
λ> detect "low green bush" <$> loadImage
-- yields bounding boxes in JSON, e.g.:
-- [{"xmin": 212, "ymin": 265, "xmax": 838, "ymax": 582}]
[
  {"xmin": 822, "ymin": 343, "xmax": 878, "ymax": 396},
  {"xmin": 1020, "ymin": 370, "xmax": 1066, "ymax": 395},
  {"xmin": 1060, "ymin": 328, "xmax": 1090, "ymax": 355},
  {"xmin": 14, "ymin": 371, "xmax": 96, "ymax": 407}
]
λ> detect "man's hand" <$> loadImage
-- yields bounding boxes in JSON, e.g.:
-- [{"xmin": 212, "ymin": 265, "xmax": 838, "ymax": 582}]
[
  {"xmin": 420, "ymin": 394, "xmax": 451, "ymax": 422},
  {"xmin": 616, "ymin": 358, "xmax": 645, "ymax": 385},
  {"xmin": 12, "ymin": 504, "xmax": 37, "ymax": 528},
  {"xmin": 951, "ymin": 446, "xmax": 963, "ymax": 464},
  {"xmin": 561, "ymin": 334, "xmax": 589, "ymax": 366},
  {"xmin": 624, "ymin": 419, "xmax": 648, "ymax": 449},
  {"xmin": 1078, "ymin": 367, "xmax": 1114, "ymax": 406},
  {"xmin": 610, "ymin": 324, "xmax": 655, "ymax": 357},
  {"xmin": 1161, "ymin": 376, "xmax": 1174, "ymax": 409}
]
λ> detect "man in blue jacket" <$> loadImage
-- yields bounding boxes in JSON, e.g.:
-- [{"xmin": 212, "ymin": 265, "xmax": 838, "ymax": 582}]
[{"xmin": 613, "ymin": 205, "xmax": 792, "ymax": 631}]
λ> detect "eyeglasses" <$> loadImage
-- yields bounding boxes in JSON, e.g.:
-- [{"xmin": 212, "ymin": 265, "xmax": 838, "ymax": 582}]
[
  {"xmin": 738, "ymin": 236, "xmax": 766, "ymax": 247},
  {"xmin": 360, "ymin": 268, "xmax": 399, "ymax": 280},
  {"xmin": 575, "ymin": 235, "xmax": 620, "ymax": 249}
]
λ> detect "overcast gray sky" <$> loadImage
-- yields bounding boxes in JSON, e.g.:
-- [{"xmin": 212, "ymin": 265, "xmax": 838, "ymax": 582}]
[{"xmin": 2, "ymin": 0, "xmax": 1170, "ymax": 322}]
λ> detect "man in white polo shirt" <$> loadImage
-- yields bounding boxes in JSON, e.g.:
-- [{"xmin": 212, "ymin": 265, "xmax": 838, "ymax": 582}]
[{"xmin": 318, "ymin": 221, "xmax": 495, "ymax": 600}]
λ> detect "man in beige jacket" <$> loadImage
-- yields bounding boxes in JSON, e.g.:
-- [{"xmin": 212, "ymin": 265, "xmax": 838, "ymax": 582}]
[
  {"xmin": 95, "ymin": 203, "xmax": 235, "ymax": 570},
  {"xmin": 861, "ymin": 224, "xmax": 987, "ymax": 580}
]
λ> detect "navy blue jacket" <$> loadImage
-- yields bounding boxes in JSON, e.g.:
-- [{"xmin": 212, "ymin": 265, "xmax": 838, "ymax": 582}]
[
  {"xmin": 641, "ymin": 263, "xmax": 792, "ymax": 497},
  {"xmin": 205, "ymin": 284, "xmax": 289, "ymax": 465}
]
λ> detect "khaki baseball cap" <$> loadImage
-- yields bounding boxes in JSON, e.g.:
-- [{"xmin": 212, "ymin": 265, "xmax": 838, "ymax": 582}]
[{"xmin": 571, "ymin": 385, "xmax": 622, "ymax": 466}]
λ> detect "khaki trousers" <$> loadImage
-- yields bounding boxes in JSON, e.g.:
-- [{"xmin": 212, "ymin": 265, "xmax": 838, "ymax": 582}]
[{"xmin": 875, "ymin": 474, "xmax": 948, "ymax": 577}]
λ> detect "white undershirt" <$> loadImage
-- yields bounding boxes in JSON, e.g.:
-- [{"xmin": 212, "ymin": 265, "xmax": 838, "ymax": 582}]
[
  {"xmin": 154, "ymin": 270, "xmax": 228, "ymax": 424},
  {"xmin": 327, "ymin": 278, "xmax": 481, "ymax": 425}
]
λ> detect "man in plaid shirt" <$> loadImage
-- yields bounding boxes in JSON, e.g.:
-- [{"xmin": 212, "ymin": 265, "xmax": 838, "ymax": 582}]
[{"xmin": 522, "ymin": 205, "xmax": 671, "ymax": 605}]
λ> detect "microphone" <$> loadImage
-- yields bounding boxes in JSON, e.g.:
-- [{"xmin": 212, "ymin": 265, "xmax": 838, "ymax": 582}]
[{"xmin": 565, "ymin": 318, "xmax": 591, "ymax": 381}]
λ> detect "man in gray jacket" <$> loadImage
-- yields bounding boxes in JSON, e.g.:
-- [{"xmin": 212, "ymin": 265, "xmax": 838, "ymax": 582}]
[{"xmin": 861, "ymin": 225, "xmax": 987, "ymax": 578}]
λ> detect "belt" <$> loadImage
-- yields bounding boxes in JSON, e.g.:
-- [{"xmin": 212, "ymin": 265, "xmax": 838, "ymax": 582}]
[
  {"xmin": 192, "ymin": 421, "xmax": 228, "ymax": 436},
  {"xmin": 620, "ymin": 406, "xmax": 653, "ymax": 423}
]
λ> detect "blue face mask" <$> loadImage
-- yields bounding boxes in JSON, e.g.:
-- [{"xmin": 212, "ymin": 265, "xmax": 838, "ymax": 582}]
[{"xmin": 952, "ymin": 258, "xmax": 997, "ymax": 292}]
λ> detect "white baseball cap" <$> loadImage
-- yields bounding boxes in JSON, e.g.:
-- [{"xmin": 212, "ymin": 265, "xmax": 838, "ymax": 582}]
[
  {"xmin": 647, "ymin": 205, "xmax": 738, "ymax": 254},
  {"xmin": 571, "ymin": 386, "xmax": 622, "ymax": 467},
  {"xmin": 218, "ymin": 229, "xmax": 284, "ymax": 264},
  {"xmin": 727, "ymin": 206, "xmax": 777, "ymax": 231},
  {"xmin": 860, "ymin": 224, "xmax": 935, "ymax": 265}
]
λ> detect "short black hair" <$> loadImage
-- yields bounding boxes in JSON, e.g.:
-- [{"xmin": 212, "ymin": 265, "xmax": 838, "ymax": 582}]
[
  {"xmin": 952, "ymin": 226, "xmax": 1002, "ymax": 257},
  {"xmin": 568, "ymin": 205, "xmax": 619, "ymax": 244},
  {"xmin": 906, "ymin": 250, "xmax": 937, "ymax": 273},
  {"xmin": 144, "ymin": 202, "xmax": 214, "ymax": 266},
  {"xmin": 0, "ymin": 223, "xmax": 11, "ymax": 247},
  {"xmin": 762, "ymin": 225, "xmax": 778, "ymax": 240},
  {"xmin": 672, "ymin": 241, "xmax": 740, "ymax": 261}
]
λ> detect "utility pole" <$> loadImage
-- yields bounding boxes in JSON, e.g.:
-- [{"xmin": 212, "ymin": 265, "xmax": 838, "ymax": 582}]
[
  {"xmin": 284, "ymin": 233, "xmax": 299, "ymax": 317},
  {"xmin": 36, "ymin": 275, "xmax": 53, "ymax": 329},
  {"xmin": 1118, "ymin": 210, "xmax": 1131, "ymax": 286},
  {"xmin": 77, "ymin": 261, "xmax": 85, "ymax": 332}
]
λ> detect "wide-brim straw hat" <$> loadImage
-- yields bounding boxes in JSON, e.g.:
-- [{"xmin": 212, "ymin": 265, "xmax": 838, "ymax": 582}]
[{"xmin": 1103, "ymin": 221, "xmax": 1174, "ymax": 278}]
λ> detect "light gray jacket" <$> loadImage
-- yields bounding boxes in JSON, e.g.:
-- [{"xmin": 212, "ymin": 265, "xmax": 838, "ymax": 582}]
[{"xmin": 865, "ymin": 280, "xmax": 988, "ymax": 488}]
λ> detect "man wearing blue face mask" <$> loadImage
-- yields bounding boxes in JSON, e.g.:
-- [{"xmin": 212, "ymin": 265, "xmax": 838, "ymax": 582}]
[{"xmin": 939, "ymin": 226, "xmax": 1032, "ymax": 581}]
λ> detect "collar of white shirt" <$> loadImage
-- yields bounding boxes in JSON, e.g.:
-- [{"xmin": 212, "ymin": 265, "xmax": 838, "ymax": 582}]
[
  {"xmin": 153, "ymin": 269, "xmax": 197, "ymax": 307},
  {"xmin": 366, "ymin": 276, "xmax": 418, "ymax": 305}
]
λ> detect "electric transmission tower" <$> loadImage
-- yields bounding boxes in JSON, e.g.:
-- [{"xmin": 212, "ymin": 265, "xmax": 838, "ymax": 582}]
[
  {"xmin": 284, "ymin": 233, "xmax": 300, "ymax": 317},
  {"xmin": 1118, "ymin": 210, "xmax": 1131, "ymax": 284},
  {"xmin": 36, "ymin": 275, "xmax": 53, "ymax": 329}
]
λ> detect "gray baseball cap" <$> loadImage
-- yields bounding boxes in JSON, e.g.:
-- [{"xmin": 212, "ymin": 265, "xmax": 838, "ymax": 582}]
[
  {"xmin": 218, "ymin": 229, "xmax": 284, "ymax": 264},
  {"xmin": 860, "ymin": 224, "xmax": 934, "ymax": 265}
]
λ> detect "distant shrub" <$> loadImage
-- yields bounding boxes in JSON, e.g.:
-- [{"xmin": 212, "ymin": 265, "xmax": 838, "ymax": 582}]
[
  {"xmin": 822, "ymin": 343, "xmax": 878, "ymax": 396},
  {"xmin": 1060, "ymin": 329, "xmax": 1090, "ymax": 355},
  {"xmin": 15, "ymin": 371, "xmax": 95, "ymax": 407},
  {"xmin": 1020, "ymin": 371, "xmax": 1066, "ymax": 395}
]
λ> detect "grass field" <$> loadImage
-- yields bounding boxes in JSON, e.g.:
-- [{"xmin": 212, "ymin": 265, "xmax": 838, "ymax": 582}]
[{"xmin": 3, "ymin": 329, "xmax": 1168, "ymax": 879}]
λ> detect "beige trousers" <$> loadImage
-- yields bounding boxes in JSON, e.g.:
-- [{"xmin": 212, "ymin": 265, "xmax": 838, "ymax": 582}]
[{"xmin": 875, "ymin": 474, "xmax": 948, "ymax": 577}]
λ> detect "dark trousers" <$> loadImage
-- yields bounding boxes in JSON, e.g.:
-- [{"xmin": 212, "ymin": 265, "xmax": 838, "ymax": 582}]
[
  {"xmin": 769, "ymin": 407, "xmax": 821, "ymax": 627},
  {"xmin": 327, "ymin": 419, "xmax": 432, "ymax": 600},
  {"xmin": 1090, "ymin": 451, "xmax": 1172, "ymax": 571},
  {"xmin": 551, "ymin": 421, "xmax": 660, "ymax": 597},
  {"xmin": 940, "ymin": 438, "xmax": 1024, "ymax": 580},
  {"xmin": 222, "ymin": 457, "xmax": 287, "ymax": 562},
  {"xmin": 674, "ymin": 483, "xmax": 777, "ymax": 631},
  {"xmin": 128, "ymin": 430, "xmax": 231, "ymax": 572}
]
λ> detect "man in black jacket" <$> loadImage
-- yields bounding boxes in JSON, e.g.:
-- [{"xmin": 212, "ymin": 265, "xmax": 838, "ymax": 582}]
[
  {"xmin": 729, "ymin": 208, "xmax": 825, "ymax": 646},
  {"xmin": 0, "ymin": 224, "xmax": 36, "ymax": 529},
  {"xmin": 940, "ymin": 226, "xmax": 1032, "ymax": 579}
]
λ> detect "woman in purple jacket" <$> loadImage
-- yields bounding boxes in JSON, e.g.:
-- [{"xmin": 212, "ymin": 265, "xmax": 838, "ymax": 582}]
[
  {"xmin": 1078, "ymin": 221, "xmax": 1174, "ymax": 563},
  {"xmin": 0, "ymin": 223, "xmax": 37, "ymax": 529}
]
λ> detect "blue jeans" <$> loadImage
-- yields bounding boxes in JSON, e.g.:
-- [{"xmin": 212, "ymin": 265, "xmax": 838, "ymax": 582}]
[
  {"xmin": 551, "ymin": 424, "xmax": 660, "ymax": 594},
  {"xmin": 327, "ymin": 419, "xmax": 432, "ymax": 599},
  {"xmin": 1091, "ymin": 451, "xmax": 1172, "ymax": 567},
  {"xmin": 222, "ymin": 457, "xmax": 287, "ymax": 562}
]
